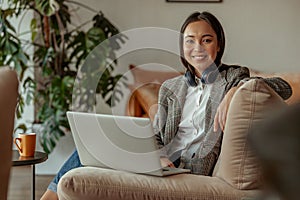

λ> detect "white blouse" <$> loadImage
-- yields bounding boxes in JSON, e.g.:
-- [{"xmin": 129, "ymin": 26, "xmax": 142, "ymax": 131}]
[{"xmin": 165, "ymin": 81, "xmax": 211, "ymax": 164}]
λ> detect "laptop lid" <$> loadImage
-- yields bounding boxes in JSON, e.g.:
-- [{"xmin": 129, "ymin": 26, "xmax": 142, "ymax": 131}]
[{"xmin": 67, "ymin": 111, "xmax": 165, "ymax": 174}]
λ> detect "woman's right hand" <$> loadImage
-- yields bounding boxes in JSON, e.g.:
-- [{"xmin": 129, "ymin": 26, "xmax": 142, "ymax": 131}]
[
  {"xmin": 214, "ymin": 86, "xmax": 238, "ymax": 132},
  {"xmin": 160, "ymin": 157, "xmax": 175, "ymax": 168}
]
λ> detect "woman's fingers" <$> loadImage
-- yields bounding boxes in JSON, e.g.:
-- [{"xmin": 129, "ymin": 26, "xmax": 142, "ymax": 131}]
[
  {"xmin": 214, "ymin": 100, "xmax": 229, "ymax": 132},
  {"xmin": 220, "ymin": 107, "xmax": 227, "ymax": 131},
  {"xmin": 214, "ymin": 109, "xmax": 220, "ymax": 132},
  {"xmin": 160, "ymin": 157, "xmax": 175, "ymax": 168},
  {"xmin": 214, "ymin": 87, "xmax": 238, "ymax": 132},
  {"xmin": 168, "ymin": 162, "xmax": 175, "ymax": 168}
]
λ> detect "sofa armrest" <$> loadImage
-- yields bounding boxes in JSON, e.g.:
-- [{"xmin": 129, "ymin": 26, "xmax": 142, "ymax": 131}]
[
  {"xmin": 213, "ymin": 79, "xmax": 286, "ymax": 190},
  {"xmin": 57, "ymin": 167, "xmax": 260, "ymax": 200}
]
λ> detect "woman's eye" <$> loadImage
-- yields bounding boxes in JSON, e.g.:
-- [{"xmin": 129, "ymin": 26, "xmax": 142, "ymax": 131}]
[
  {"xmin": 202, "ymin": 39, "xmax": 212, "ymax": 44},
  {"xmin": 185, "ymin": 39, "xmax": 195, "ymax": 44}
]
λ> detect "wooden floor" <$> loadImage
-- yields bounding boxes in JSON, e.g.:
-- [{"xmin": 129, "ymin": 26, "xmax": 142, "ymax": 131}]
[{"xmin": 8, "ymin": 166, "xmax": 54, "ymax": 200}]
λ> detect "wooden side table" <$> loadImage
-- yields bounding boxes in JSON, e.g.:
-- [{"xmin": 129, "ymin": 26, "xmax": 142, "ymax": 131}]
[{"xmin": 12, "ymin": 150, "xmax": 48, "ymax": 200}]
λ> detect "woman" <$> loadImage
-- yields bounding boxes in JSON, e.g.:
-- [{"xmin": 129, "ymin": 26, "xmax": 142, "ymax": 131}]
[
  {"xmin": 41, "ymin": 11, "xmax": 292, "ymax": 200},
  {"xmin": 154, "ymin": 11, "xmax": 291, "ymax": 175}
]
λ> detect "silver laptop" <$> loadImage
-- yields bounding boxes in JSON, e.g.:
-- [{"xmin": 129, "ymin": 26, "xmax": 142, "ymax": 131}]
[{"xmin": 67, "ymin": 111, "xmax": 190, "ymax": 176}]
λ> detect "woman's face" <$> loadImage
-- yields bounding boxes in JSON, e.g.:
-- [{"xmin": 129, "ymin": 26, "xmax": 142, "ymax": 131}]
[{"xmin": 183, "ymin": 20, "xmax": 220, "ymax": 77}]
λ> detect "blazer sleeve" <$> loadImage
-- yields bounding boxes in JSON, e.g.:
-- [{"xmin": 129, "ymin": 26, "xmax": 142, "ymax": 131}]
[
  {"xmin": 222, "ymin": 65, "xmax": 250, "ymax": 93},
  {"xmin": 228, "ymin": 65, "xmax": 292, "ymax": 100},
  {"xmin": 252, "ymin": 77, "xmax": 292, "ymax": 100},
  {"xmin": 153, "ymin": 82, "xmax": 169, "ymax": 149}
]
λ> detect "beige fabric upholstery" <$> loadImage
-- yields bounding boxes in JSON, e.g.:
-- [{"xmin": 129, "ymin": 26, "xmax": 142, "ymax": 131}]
[
  {"xmin": 213, "ymin": 79, "xmax": 286, "ymax": 190},
  {"xmin": 58, "ymin": 167, "xmax": 259, "ymax": 200},
  {"xmin": 0, "ymin": 67, "xmax": 19, "ymax": 200}
]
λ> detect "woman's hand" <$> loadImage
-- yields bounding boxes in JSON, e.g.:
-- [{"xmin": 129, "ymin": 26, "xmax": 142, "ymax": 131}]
[
  {"xmin": 214, "ymin": 87, "xmax": 238, "ymax": 132},
  {"xmin": 160, "ymin": 157, "xmax": 175, "ymax": 168}
]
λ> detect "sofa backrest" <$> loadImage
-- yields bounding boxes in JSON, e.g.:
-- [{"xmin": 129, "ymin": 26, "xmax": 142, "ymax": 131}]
[
  {"xmin": 212, "ymin": 79, "xmax": 287, "ymax": 190},
  {"xmin": 127, "ymin": 66, "xmax": 300, "ymax": 119},
  {"xmin": 128, "ymin": 64, "xmax": 182, "ymax": 86}
]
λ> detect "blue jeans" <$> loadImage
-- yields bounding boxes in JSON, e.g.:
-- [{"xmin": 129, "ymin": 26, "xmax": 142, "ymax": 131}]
[{"xmin": 47, "ymin": 149, "xmax": 82, "ymax": 193}]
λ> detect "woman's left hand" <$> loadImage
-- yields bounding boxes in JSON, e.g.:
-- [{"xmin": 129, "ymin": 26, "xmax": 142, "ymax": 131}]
[{"xmin": 214, "ymin": 87, "xmax": 238, "ymax": 132}]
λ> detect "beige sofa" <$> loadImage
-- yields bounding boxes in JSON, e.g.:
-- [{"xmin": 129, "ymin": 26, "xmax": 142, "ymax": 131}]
[{"xmin": 57, "ymin": 66, "xmax": 300, "ymax": 200}]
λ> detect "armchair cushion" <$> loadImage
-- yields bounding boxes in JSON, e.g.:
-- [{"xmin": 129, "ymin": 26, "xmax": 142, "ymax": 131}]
[{"xmin": 213, "ymin": 79, "xmax": 287, "ymax": 190}]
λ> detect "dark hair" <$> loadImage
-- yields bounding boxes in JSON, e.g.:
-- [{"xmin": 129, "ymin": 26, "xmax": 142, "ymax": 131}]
[{"xmin": 179, "ymin": 11, "xmax": 225, "ymax": 74}]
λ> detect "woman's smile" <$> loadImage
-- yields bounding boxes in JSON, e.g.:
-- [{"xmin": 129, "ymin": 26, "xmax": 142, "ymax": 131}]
[{"xmin": 191, "ymin": 54, "xmax": 208, "ymax": 61}]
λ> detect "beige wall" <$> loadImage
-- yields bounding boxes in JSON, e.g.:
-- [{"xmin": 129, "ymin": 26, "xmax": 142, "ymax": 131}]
[
  {"xmin": 10, "ymin": 0, "xmax": 300, "ymax": 125},
  {"xmin": 10, "ymin": 0, "xmax": 300, "ymax": 123},
  {"xmin": 76, "ymin": 0, "xmax": 300, "ymax": 73}
]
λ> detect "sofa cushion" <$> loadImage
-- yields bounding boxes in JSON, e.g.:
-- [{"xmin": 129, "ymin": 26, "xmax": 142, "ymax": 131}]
[
  {"xmin": 57, "ymin": 167, "xmax": 260, "ymax": 200},
  {"xmin": 213, "ymin": 79, "xmax": 287, "ymax": 190}
]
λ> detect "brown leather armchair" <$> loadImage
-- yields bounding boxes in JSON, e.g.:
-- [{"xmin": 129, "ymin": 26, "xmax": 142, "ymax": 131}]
[{"xmin": 0, "ymin": 66, "xmax": 19, "ymax": 200}]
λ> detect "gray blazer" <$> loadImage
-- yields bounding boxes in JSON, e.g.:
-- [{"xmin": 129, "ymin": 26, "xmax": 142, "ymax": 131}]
[{"xmin": 153, "ymin": 64, "xmax": 292, "ymax": 175}]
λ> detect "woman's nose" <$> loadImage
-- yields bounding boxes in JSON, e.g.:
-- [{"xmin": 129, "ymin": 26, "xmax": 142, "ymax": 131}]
[{"xmin": 194, "ymin": 43, "xmax": 205, "ymax": 51}]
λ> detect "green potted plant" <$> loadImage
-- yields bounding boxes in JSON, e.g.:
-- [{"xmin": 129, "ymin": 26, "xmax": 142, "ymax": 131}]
[{"xmin": 0, "ymin": 0, "xmax": 127, "ymax": 153}]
